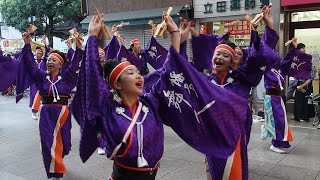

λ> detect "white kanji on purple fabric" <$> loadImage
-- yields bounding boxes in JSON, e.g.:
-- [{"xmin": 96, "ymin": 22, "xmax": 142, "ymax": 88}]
[
  {"xmin": 151, "ymin": 46, "xmax": 157, "ymax": 53},
  {"xmin": 169, "ymin": 71, "xmax": 185, "ymax": 87},
  {"xmin": 163, "ymin": 90, "xmax": 192, "ymax": 113},
  {"xmin": 184, "ymin": 83, "xmax": 198, "ymax": 98}
]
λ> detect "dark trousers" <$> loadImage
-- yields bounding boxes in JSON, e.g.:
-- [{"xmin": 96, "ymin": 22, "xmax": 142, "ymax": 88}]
[
  {"xmin": 111, "ymin": 163, "xmax": 157, "ymax": 180},
  {"xmin": 294, "ymin": 81, "xmax": 314, "ymax": 120}
]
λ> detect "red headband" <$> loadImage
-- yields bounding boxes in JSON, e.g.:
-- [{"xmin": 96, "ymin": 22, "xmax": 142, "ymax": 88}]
[
  {"xmin": 235, "ymin": 47, "xmax": 242, "ymax": 51},
  {"xmin": 109, "ymin": 61, "xmax": 134, "ymax": 89},
  {"xmin": 215, "ymin": 44, "xmax": 236, "ymax": 60},
  {"xmin": 130, "ymin": 39, "xmax": 140, "ymax": 45},
  {"xmin": 36, "ymin": 49, "xmax": 43, "ymax": 54},
  {"xmin": 49, "ymin": 53, "xmax": 64, "ymax": 64}
]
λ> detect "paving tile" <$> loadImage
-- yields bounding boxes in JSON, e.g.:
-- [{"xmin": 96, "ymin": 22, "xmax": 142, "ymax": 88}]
[
  {"xmin": 249, "ymin": 173, "xmax": 263, "ymax": 180},
  {"xmin": 248, "ymin": 148, "xmax": 286, "ymax": 164},
  {"xmin": 262, "ymin": 176, "xmax": 286, "ymax": 180},
  {"xmin": 266, "ymin": 164, "xmax": 319, "ymax": 180},
  {"xmin": 278, "ymin": 153, "xmax": 320, "ymax": 171},
  {"xmin": 0, "ymin": 156, "xmax": 43, "ymax": 176},
  {"xmin": 248, "ymin": 159, "xmax": 277, "ymax": 175},
  {"xmin": 163, "ymin": 143, "xmax": 204, "ymax": 163},
  {"xmin": 0, "ymin": 171, "xmax": 26, "ymax": 180},
  {"xmin": 157, "ymin": 162, "xmax": 207, "ymax": 180}
]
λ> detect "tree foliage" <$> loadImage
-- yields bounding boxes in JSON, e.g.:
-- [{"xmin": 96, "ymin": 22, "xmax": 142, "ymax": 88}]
[{"xmin": 0, "ymin": 0, "xmax": 81, "ymax": 46}]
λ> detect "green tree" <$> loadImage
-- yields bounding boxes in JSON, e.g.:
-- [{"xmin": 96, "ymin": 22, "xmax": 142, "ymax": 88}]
[{"xmin": 0, "ymin": 0, "xmax": 81, "ymax": 47}]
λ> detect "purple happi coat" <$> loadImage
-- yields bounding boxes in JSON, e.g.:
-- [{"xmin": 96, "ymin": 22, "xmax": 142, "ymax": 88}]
[
  {"xmin": 191, "ymin": 28, "xmax": 277, "ymax": 179},
  {"xmin": 261, "ymin": 28, "xmax": 293, "ymax": 148},
  {"xmin": 72, "ymin": 36, "xmax": 248, "ymax": 178},
  {"xmin": 17, "ymin": 43, "xmax": 83, "ymax": 178},
  {"xmin": 0, "ymin": 52, "xmax": 20, "ymax": 91},
  {"xmin": 281, "ymin": 48, "xmax": 312, "ymax": 80}
]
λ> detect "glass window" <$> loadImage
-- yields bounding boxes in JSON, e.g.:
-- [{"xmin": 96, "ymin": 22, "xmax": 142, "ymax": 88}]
[{"xmin": 291, "ymin": 10, "xmax": 320, "ymax": 22}]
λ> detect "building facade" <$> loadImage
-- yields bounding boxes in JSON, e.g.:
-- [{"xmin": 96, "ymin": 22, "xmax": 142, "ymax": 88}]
[{"xmin": 81, "ymin": 0, "xmax": 192, "ymax": 50}]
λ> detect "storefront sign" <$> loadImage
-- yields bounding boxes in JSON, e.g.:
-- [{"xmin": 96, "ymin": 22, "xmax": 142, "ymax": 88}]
[
  {"xmin": 224, "ymin": 20, "xmax": 250, "ymax": 35},
  {"xmin": 203, "ymin": 0, "xmax": 269, "ymax": 14},
  {"xmin": 2, "ymin": 39, "xmax": 24, "ymax": 48},
  {"xmin": 281, "ymin": 0, "xmax": 320, "ymax": 7}
]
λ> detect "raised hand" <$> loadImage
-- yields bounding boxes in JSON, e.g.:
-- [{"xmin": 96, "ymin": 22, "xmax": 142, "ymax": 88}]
[
  {"xmin": 41, "ymin": 35, "xmax": 47, "ymax": 45},
  {"xmin": 75, "ymin": 36, "xmax": 83, "ymax": 49},
  {"xmin": 292, "ymin": 38, "xmax": 298, "ymax": 48},
  {"xmin": 22, "ymin": 32, "xmax": 32, "ymax": 44},
  {"xmin": 111, "ymin": 25, "xmax": 118, "ymax": 35},
  {"xmin": 88, "ymin": 15, "xmax": 104, "ymax": 37},
  {"xmin": 66, "ymin": 38, "xmax": 72, "ymax": 49},
  {"xmin": 180, "ymin": 18, "xmax": 191, "ymax": 43},
  {"xmin": 163, "ymin": 12, "xmax": 179, "ymax": 33},
  {"xmin": 262, "ymin": 4, "xmax": 273, "ymax": 29},
  {"xmin": 118, "ymin": 35, "xmax": 125, "ymax": 46}
]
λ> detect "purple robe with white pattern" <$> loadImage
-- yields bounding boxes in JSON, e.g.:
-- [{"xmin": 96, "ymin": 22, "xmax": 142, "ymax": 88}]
[
  {"xmin": 280, "ymin": 48, "xmax": 312, "ymax": 80},
  {"xmin": 17, "ymin": 44, "xmax": 82, "ymax": 178},
  {"xmin": 191, "ymin": 28, "xmax": 278, "ymax": 179},
  {"xmin": 72, "ymin": 36, "xmax": 248, "ymax": 179}
]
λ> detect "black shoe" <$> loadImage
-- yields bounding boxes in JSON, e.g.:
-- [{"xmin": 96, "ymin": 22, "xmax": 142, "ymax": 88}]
[{"xmin": 292, "ymin": 117, "xmax": 300, "ymax": 121}]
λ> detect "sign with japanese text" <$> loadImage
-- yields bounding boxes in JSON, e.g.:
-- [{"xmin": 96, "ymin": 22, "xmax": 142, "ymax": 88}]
[{"xmin": 224, "ymin": 20, "xmax": 250, "ymax": 35}]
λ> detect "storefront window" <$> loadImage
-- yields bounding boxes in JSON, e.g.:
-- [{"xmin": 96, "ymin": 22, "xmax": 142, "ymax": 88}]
[
  {"xmin": 291, "ymin": 10, "xmax": 320, "ymax": 22},
  {"xmin": 200, "ymin": 20, "xmax": 265, "ymax": 47}
]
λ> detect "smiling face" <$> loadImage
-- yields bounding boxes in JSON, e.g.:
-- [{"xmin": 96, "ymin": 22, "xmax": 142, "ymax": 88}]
[
  {"xmin": 46, "ymin": 55, "xmax": 62, "ymax": 74},
  {"xmin": 114, "ymin": 66, "xmax": 144, "ymax": 97},
  {"xmin": 212, "ymin": 49, "xmax": 232, "ymax": 73},
  {"xmin": 231, "ymin": 48, "xmax": 243, "ymax": 69}
]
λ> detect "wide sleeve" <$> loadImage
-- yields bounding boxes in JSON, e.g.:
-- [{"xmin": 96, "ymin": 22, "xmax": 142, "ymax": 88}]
[
  {"xmin": 73, "ymin": 36, "xmax": 110, "ymax": 124},
  {"xmin": 67, "ymin": 48, "xmax": 75, "ymax": 61},
  {"xmin": 191, "ymin": 34, "xmax": 222, "ymax": 71},
  {"xmin": 72, "ymin": 36, "xmax": 111, "ymax": 162},
  {"xmin": 0, "ymin": 58, "xmax": 20, "ymax": 91},
  {"xmin": 236, "ymin": 28, "xmax": 279, "ymax": 87},
  {"xmin": 280, "ymin": 48, "xmax": 312, "ymax": 79},
  {"xmin": 62, "ymin": 48, "xmax": 83, "ymax": 87},
  {"xmin": 16, "ymin": 44, "xmax": 45, "ymax": 103},
  {"xmin": 116, "ymin": 45, "xmax": 146, "ymax": 71},
  {"xmin": 142, "ymin": 36, "xmax": 168, "ymax": 70},
  {"xmin": 105, "ymin": 35, "xmax": 120, "ymax": 61},
  {"xmin": 262, "ymin": 26, "xmax": 279, "ymax": 50},
  {"xmin": 145, "ymin": 46, "xmax": 248, "ymax": 158},
  {"xmin": 179, "ymin": 41, "xmax": 188, "ymax": 60}
]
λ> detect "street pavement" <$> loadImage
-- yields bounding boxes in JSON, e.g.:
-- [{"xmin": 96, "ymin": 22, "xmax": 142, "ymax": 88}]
[{"xmin": 0, "ymin": 95, "xmax": 320, "ymax": 180}]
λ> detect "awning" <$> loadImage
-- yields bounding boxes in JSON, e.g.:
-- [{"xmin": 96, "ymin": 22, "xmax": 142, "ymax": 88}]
[
  {"xmin": 81, "ymin": 6, "xmax": 183, "ymax": 29},
  {"xmin": 281, "ymin": 0, "xmax": 320, "ymax": 7}
]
